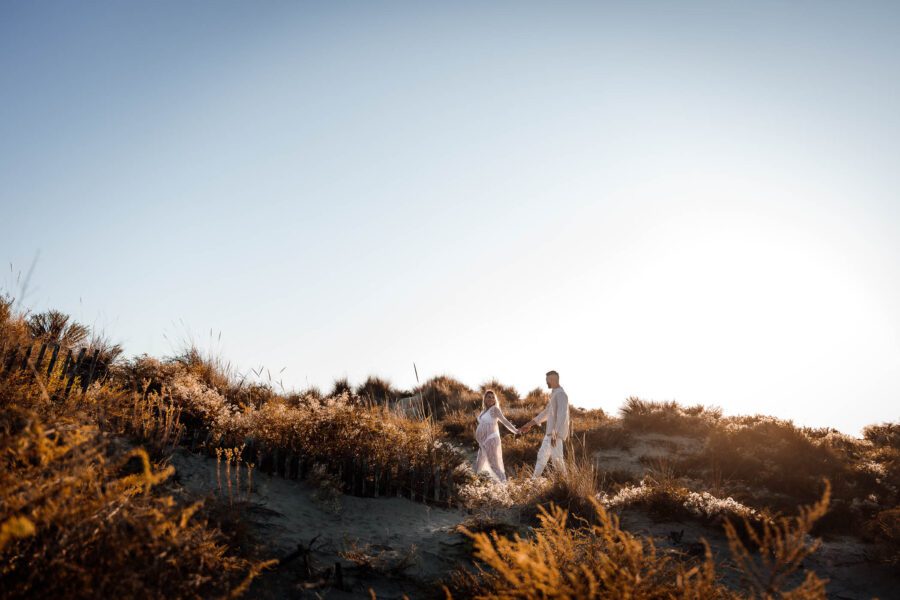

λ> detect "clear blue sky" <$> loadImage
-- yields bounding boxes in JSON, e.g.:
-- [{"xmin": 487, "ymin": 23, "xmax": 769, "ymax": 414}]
[{"xmin": 2, "ymin": 1, "xmax": 898, "ymax": 434}]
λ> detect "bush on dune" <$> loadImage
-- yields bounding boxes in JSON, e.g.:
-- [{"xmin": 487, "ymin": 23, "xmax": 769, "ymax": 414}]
[
  {"xmin": 450, "ymin": 482, "xmax": 831, "ymax": 599},
  {"xmin": 857, "ymin": 421, "xmax": 900, "ymax": 565},
  {"xmin": 355, "ymin": 375, "xmax": 406, "ymax": 405},
  {"xmin": 865, "ymin": 507, "xmax": 900, "ymax": 567},
  {"xmin": 518, "ymin": 386, "xmax": 549, "ymax": 410},
  {"xmin": 620, "ymin": 396, "xmax": 722, "ymax": 437},
  {"xmin": 440, "ymin": 408, "xmax": 476, "ymax": 440},
  {"xmin": 0, "ymin": 375, "xmax": 273, "ymax": 599},
  {"xmin": 478, "ymin": 379, "xmax": 520, "ymax": 405},
  {"xmin": 863, "ymin": 422, "xmax": 900, "ymax": 450},
  {"xmin": 415, "ymin": 375, "xmax": 480, "ymax": 419},
  {"xmin": 162, "ymin": 368, "xmax": 471, "ymax": 490}
]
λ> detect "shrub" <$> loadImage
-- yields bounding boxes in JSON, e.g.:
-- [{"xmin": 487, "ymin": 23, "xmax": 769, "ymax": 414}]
[
  {"xmin": 415, "ymin": 375, "xmax": 480, "ymax": 419},
  {"xmin": 579, "ymin": 418, "xmax": 632, "ymax": 451},
  {"xmin": 693, "ymin": 417, "xmax": 848, "ymax": 505},
  {"xmin": 863, "ymin": 422, "xmax": 900, "ymax": 450},
  {"xmin": 26, "ymin": 309, "xmax": 90, "ymax": 348},
  {"xmin": 0, "ymin": 399, "xmax": 273, "ymax": 599},
  {"xmin": 620, "ymin": 397, "xmax": 721, "ymax": 437},
  {"xmin": 450, "ymin": 483, "xmax": 831, "ymax": 599},
  {"xmin": 522, "ymin": 386, "xmax": 548, "ymax": 403},
  {"xmin": 478, "ymin": 379, "xmax": 520, "ymax": 406},
  {"xmin": 866, "ymin": 507, "xmax": 900, "ymax": 567},
  {"xmin": 355, "ymin": 375, "xmax": 401, "ymax": 405},
  {"xmin": 328, "ymin": 377, "xmax": 353, "ymax": 398}
]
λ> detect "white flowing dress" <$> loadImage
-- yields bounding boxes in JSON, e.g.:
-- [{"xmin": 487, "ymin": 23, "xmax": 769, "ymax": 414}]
[{"xmin": 474, "ymin": 404, "xmax": 519, "ymax": 482}]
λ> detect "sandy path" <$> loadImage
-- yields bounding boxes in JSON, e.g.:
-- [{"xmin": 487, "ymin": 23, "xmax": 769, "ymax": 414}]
[{"xmin": 169, "ymin": 448, "xmax": 471, "ymax": 598}]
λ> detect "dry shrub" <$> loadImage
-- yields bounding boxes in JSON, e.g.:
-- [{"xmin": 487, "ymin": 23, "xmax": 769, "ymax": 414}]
[
  {"xmin": 0, "ymin": 294, "xmax": 26, "ymax": 338},
  {"xmin": 863, "ymin": 421, "xmax": 900, "ymax": 450},
  {"xmin": 522, "ymin": 443, "xmax": 604, "ymax": 524},
  {"xmin": 170, "ymin": 344, "xmax": 237, "ymax": 395},
  {"xmin": 308, "ymin": 463, "xmax": 344, "ymax": 514},
  {"xmin": 329, "ymin": 377, "xmax": 353, "ymax": 398},
  {"xmin": 599, "ymin": 479, "xmax": 771, "ymax": 545},
  {"xmin": 26, "ymin": 308, "xmax": 89, "ymax": 348},
  {"xmin": 0, "ymin": 400, "xmax": 274, "ymax": 599},
  {"xmin": 723, "ymin": 480, "xmax": 831, "ymax": 597},
  {"xmin": 165, "ymin": 372, "xmax": 471, "ymax": 495},
  {"xmin": 112, "ymin": 354, "xmax": 181, "ymax": 395},
  {"xmin": 620, "ymin": 397, "xmax": 721, "ymax": 437},
  {"xmin": 452, "ymin": 499, "xmax": 716, "ymax": 599},
  {"xmin": 580, "ymin": 418, "xmax": 632, "ymax": 451},
  {"xmin": 340, "ymin": 539, "xmax": 419, "ymax": 577},
  {"xmin": 866, "ymin": 507, "xmax": 900, "ymax": 567},
  {"xmin": 415, "ymin": 375, "xmax": 479, "ymax": 419},
  {"xmin": 355, "ymin": 376, "xmax": 405, "ymax": 405},
  {"xmin": 0, "ymin": 298, "xmax": 275, "ymax": 600},
  {"xmin": 519, "ymin": 386, "xmax": 549, "ymax": 410},
  {"xmin": 689, "ymin": 417, "xmax": 861, "ymax": 525},
  {"xmin": 478, "ymin": 379, "xmax": 520, "ymax": 405},
  {"xmin": 441, "ymin": 408, "xmax": 476, "ymax": 440},
  {"xmin": 450, "ymin": 483, "xmax": 831, "ymax": 599}
]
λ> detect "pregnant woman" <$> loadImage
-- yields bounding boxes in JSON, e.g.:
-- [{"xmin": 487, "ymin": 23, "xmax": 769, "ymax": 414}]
[{"xmin": 474, "ymin": 389, "xmax": 520, "ymax": 482}]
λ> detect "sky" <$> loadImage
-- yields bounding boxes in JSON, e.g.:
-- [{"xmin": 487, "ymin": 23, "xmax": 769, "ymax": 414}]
[{"xmin": 1, "ymin": 1, "xmax": 898, "ymax": 435}]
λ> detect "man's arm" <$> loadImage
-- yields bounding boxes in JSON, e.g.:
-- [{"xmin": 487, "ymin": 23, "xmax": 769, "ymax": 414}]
[
  {"xmin": 551, "ymin": 391, "xmax": 569, "ymax": 441},
  {"xmin": 520, "ymin": 398, "xmax": 551, "ymax": 434}
]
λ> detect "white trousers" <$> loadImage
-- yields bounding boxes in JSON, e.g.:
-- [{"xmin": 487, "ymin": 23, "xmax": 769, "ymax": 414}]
[{"xmin": 533, "ymin": 435, "xmax": 566, "ymax": 479}]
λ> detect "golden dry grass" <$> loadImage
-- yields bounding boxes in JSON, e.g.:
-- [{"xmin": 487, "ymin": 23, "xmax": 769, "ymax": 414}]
[
  {"xmin": 0, "ymin": 303, "xmax": 277, "ymax": 599},
  {"xmin": 448, "ymin": 483, "xmax": 831, "ymax": 600}
]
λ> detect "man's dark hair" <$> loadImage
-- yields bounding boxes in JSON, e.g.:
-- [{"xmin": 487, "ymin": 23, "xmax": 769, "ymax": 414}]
[{"xmin": 546, "ymin": 370, "xmax": 559, "ymax": 377}]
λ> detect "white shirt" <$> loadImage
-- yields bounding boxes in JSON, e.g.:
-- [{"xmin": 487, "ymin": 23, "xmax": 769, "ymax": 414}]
[{"xmin": 533, "ymin": 387, "xmax": 570, "ymax": 440}]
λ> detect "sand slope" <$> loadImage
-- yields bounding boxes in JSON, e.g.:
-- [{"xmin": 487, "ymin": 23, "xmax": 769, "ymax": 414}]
[{"xmin": 170, "ymin": 448, "xmax": 470, "ymax": 598}]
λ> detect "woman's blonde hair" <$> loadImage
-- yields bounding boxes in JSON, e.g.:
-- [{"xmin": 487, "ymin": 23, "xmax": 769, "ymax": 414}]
[{"xmin": 481, "ymin": 389, "xmax": 499, "ymax": 412}]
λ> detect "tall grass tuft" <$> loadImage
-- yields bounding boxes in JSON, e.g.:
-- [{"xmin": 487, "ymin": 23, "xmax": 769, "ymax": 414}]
[{"xmin": 451, "ymin": 483, "xmax": 832, "ymax": 599}]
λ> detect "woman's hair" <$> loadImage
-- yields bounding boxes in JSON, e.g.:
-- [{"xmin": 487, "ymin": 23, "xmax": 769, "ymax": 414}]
[{"xmin": 481, "ymin": 389, "xmax": 499, "ymax": 412}]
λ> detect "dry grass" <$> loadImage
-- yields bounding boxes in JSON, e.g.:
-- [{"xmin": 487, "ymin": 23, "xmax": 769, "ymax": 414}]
[
  {"xmin": 5, "ymin": 298, "xmax": 897, "ymax": 597},
  {"xmin": 415, "ymin": 374, "xmax": 480, "ymax": 419},
  {"xmin": 449, "ymin": 483, "xmax": 831, "ymax": 599},
  {"xmin": 0, "ymin": 390, "xmax": 274, "ymax": 598},
  {"xmin": 478, "ymin": 379, "xmax": 520, "ymax": 405},
  {"xmin": 621, "ymin": 396, "xmax": 722, "ymax": 437},
  {"xmin": 0, "ymin": 303, "xmax": 276, "ymax": 599},
  {"xmin": 355, "ymin": 375, "xmax": 407, "ymax": 405}
]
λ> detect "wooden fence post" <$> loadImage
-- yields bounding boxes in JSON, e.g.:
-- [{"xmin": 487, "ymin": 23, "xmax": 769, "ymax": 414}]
[
  {"xmin": 46, "ymin": 344, "xmax": 60, "ymax": 378},
  {"xmin": 18, "ymin": 342, "xmax": 32, "ymax": 371},
  {"xmin": 34, "ymin": 342, "xmax": 48, "ymax": 373},
  {"xmin": 63, "ymin": 348, "xmax": 86, "ymax": 398},
  {"xmin": 2, "ymin": 346, "xmax": 19, "ymax": 374},
  {"xmin": 81, "ymin": 348, "xmax": 101, "ymax": 393},
  {"xmin": 56, "ymin": 349, "xmax": 73, "ymax": 396}
]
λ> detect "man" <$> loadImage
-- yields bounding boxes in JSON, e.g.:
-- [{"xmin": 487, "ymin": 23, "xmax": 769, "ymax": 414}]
[{"xmin": 519, "ymin": 370, "xmax": 570, "ymax": 479}]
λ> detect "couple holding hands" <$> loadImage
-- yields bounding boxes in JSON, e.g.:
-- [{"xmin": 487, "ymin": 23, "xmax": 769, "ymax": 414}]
[{"xmin": 474, "ymin": 370, "xmax": 570, "ymax": 483}]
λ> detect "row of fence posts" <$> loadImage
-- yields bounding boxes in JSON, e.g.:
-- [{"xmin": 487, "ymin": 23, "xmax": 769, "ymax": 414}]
[
  {"xmin": 0, "ymin": 340, "xmax": 104, "ymax": 398},
  {"xmin": 0, "ymin": 339, "xmax": 460, "ymax": 507},
  {"xmin": 186, "ymin": 427, "xmax": 458, "ymax": 508}
]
